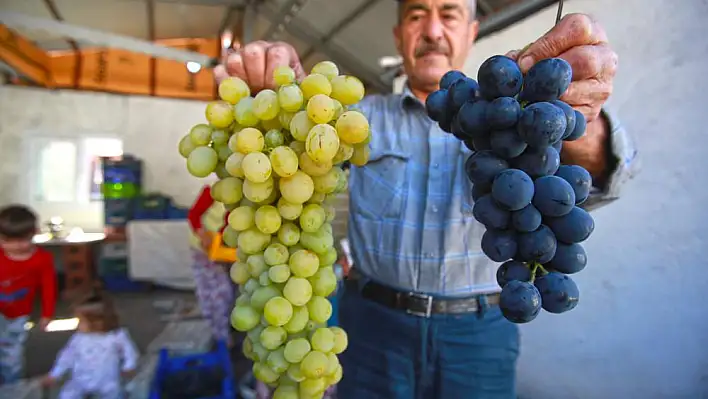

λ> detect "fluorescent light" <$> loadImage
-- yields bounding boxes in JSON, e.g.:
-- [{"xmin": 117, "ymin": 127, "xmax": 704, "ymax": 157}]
[
  {"xmin": 186, "ymin": 61, "xmax": 202, "ymax": 74},
  {"xmin": 45, "ymin": 318, "xmax": 80, "ymax": 332},
  {"xmin": 378, "ymin": 56, "xmax": 402, "ymax": 68}
]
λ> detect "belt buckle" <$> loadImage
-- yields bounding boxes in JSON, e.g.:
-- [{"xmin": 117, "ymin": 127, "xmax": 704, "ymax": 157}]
[{"xmin": 406, "ymin": 292, "xmax": 433, "ymax": 318}]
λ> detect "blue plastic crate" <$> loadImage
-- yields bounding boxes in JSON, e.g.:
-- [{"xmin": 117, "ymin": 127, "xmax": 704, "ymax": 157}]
[
  {"xmin": 104, "ymin": 199, "xmax": 133, "ymax": 226},
  {"xmin": 167, "ymin": 205, "xmax": 189, "ymax": 219},
  {"xmin": 101, "ymin": 275, "xmax": 149, "ymax": 292},
  {"xmin": 150, "ymin": 341, "xmax": 235, "ymax": 399},
  {"xmin": 102, "ymin": 155, "xmax": 143, "ymax": 185},
  {"xmin": 133, "ymin": 194, "xmax": 171, "ymax": 220}
]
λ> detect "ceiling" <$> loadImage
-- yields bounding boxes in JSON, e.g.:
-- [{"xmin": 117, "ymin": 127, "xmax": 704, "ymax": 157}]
[{"xmin": 0, "ymin": 0, "xmax": 560, "ymax": 92}]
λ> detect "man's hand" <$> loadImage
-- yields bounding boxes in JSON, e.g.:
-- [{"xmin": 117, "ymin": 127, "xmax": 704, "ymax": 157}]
[
  {"xmin": 508, "ymin": 13, "xmax": 618, "ymax": 123},
  {"xmin": 39, "ymin": 317, "xmax": 51, "ymax": 332},
  {"xmin": 214, "ymin": 41, "xmax": 305, "ymax": 93}
]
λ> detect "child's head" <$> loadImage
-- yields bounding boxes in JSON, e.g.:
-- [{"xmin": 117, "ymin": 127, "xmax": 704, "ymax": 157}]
[
  {"xmin": 0, "ymin": 205, "xmax": 38, "ymax": 257},
  {"xmin": 73, "ymin": 290, "xmax": 120, "ymax": 333}
]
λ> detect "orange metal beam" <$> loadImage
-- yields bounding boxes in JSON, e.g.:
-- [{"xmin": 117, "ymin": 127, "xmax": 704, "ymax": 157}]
[{"xmin": 0, "ymin": 25, "xmax": 52, "ymax": 86}]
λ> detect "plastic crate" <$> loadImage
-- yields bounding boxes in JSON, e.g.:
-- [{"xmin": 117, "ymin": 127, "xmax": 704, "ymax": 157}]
[
  {"xmin": 104, "ymin": 199, "xmax": 133, "ymax": 226},
  {"xmin": 150, "ymin": 341, "xmax": 235, "ymax": 399},
  {"xmin": 167, "ymin": 205, "xmax": 189, "ymax": 220},
  {"xmin": 98, "ymin": 257, "xmax": 129, "ymax": 276},
  {"xmin": 102, "ymin": 155, "xmax": 143, "ymax": 185},
  {"xmin": 101, "ymin": 275, "xmax": 150, "ymax": 292},
  {"xmin": 133, "ymin": 194, "xmax": 171, "ymax": 220},
  {"xmin": 101, "ymin": 242, "xmax": 128, "ymax": 260}
]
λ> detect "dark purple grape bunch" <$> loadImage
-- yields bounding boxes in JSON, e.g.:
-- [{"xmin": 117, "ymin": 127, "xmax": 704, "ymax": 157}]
[{"xmin": 426, "ymin": 56, "xmax": 594, "ymax": 324}]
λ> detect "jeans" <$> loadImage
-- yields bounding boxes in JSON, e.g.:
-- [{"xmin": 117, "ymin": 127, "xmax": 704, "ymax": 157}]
[
  {"xmin": 337, "ymin": 284, "xmax": 519, "ymax": 399},
  {"xmin": 0, "ymin": 314, "xmax": 29, "ymax": 385}
]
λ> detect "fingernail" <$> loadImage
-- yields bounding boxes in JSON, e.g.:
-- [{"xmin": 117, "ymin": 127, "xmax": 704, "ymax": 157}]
[{"xmin": 519, "ymin": 56, "xmax": 534, "ymax": 71}]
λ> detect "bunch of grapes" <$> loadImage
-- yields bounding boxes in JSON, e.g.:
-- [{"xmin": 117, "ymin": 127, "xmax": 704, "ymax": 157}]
[
  {"xmin": 178, "ymin": 61, "xmax": 371, "ymax": 398},
  {"xmin": 425, "ymin": 56, "xmax": 595, "ymax": 324}
]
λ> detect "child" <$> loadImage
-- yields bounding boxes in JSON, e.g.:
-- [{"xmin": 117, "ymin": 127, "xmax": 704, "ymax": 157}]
[
  {"xmin": 0, "ymin": 204, "xmax": 57, "ymax": 385},
  {"xmin": 187, "ymin": 185, "xmax": 236, "ymax": 347},
  {"xmin": 42, "ymin": 291, "xmax": 139, "ymax": 399}
]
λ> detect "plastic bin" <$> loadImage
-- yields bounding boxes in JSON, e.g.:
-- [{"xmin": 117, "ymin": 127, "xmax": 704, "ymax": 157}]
[
  {"xmin": 101, "ymin": 275, "xmax": 150, "ymax": 292},
  {"xmin": 101, "ymin": 242, "xmax": 128, "ymax": 260},
  {"xmin": 133, "ymin": 194, "xmax": 171, "ymax": 220},
  {"xmin": 167, "ymin": 205, "xmax": 189, "ymax": 220},
  {"xmin": 102, "ymin": 155, "xmax": 143, "ymax": 185},
  {"xmin": 98, "ymin": 257, "xmax": 129, "ymax": 276},
  {"xmin": 150, "ymin": 340, "xmax": 235, "ymax": 399},
  {"xmin": 104, "ymin": 199, "xmax": 133, "ymax": 226}
]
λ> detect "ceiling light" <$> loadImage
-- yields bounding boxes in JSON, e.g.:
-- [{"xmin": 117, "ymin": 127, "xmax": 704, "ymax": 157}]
[
  {"xmin": 378, "ymin": 56, "xmax": 402, "ymax": 68},
  {"xmin": 186, "ymin": 61, "xmax": 202, "ymax": 74}
]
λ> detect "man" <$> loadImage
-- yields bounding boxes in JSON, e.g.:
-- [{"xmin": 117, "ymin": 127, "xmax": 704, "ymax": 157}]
[{"xmin": 215, "ymin": 0, "xmax": 638, "ymax": 397}]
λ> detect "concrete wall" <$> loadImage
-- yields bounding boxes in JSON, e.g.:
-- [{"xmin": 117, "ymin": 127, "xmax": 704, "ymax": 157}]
[
  {"xmin": 463, "ymin": 0, "xmax": 708, "ymax": 397},
  {"xmin": 0, "ymin": 0, "xmax": 707, "ymax": 395}
]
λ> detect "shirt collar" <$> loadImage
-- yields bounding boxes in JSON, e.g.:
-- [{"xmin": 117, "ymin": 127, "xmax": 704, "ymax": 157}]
[{"xmin": 399, "ymin": 81, "xmax": 424, "ymax": 111}]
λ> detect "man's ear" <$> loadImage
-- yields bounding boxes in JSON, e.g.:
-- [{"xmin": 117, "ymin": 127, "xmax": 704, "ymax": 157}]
[
  {"xmin": 393, "ymin": 25, "xmax": 403, "ymax": 55},
  {"xmin": 468, "ymin": 20, "xmax": 480, "ymax": 48}
]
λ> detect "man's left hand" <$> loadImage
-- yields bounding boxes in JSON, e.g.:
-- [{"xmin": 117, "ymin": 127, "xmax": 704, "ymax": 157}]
[{"xmin": 508, "ymin": 13, "xmax": 618, "ymax": 123}]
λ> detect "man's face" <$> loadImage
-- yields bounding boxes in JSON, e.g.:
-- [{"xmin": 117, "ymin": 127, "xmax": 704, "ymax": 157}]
[{"xmin": 394, "ymin": 0, "xmax": 478, "ymax": 91}]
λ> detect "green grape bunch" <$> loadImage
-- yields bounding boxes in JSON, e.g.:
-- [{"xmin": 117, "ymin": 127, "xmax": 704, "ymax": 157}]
[{"xmin": 178, "ymin": 60, "xmax": 370, "ymax": 398}]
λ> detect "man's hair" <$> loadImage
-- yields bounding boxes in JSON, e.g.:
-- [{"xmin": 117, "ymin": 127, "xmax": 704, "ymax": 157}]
[
  {"xmin": 73, "ymin": 290, "xmax": 120, "ymax": 333},
  {"xmin": 397, "ymin": 0, "xmax": 477, "ymax": 23},
  {"xmin": 0, "ymin": 205, "xmax": 38, "ymax": 239}
]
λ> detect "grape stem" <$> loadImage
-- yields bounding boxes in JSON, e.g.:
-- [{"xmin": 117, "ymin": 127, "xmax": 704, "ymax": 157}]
[{"xmin": 529, "ymin": 262, "xmax": 549, "ymax": 281}]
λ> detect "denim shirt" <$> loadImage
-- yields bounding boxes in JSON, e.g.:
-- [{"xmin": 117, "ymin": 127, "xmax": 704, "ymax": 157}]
[{"xmin": 347, "ymin": 85, "xmax": 639, "ymax": 297}]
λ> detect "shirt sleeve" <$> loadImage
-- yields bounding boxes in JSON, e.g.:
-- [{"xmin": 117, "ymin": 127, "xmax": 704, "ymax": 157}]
[
  {"xmin": 187, "ymin": 185, "xmax": 214, "ymax": 232},
  {"xmin": 581, "ymin": 108, "xmax": 640, "ymax": 212},
  {"xmin": 39, "ymin": 251, "xmax": 57, "ymax": 319},
  {"xmin": 49, "ymin": 334, "xmax": 79, "ymax": 379},
  {"xmin": 115, "ymin": 328, "xmax": 140, "ymax": 372}
]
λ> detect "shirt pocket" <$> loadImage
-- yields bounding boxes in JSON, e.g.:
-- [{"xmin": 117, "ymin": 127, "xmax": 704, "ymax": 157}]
[
  {"xmin": 350, "ymin": 150, "xmax": 410, "ymax": 221},
  {"xmin": 459, "ymin": 148, "xmax": 476, "ymax": 218}
]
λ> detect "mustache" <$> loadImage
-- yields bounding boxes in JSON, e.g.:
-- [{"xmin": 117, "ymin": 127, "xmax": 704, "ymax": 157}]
[{"xmin": 415, "ymin": 42, "xmax": 450, "ymax": 58}]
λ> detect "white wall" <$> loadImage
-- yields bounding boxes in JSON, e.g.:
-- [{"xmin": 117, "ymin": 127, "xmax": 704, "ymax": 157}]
[{"xmin": 464, "ymin": 0, "xmax": 708, "ymax": 397}]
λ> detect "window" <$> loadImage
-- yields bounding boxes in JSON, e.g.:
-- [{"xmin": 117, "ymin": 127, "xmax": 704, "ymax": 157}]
[{"xmin": 27, "ymin": 136, "xmax": 123, "ymax": 204}]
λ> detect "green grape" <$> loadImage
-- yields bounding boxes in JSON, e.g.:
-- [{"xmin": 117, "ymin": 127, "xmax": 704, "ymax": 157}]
[
  {"xmin": 186, "ymin": 146, "xmax": 218, "ymax": 178},
  {"xmin": 205, "ymin": 100, "xmax": 235, "ymax": 128},
  {"xmin": 307, "ymin": 296, "xmax": 332, "ymax": 324},
  {"xmin": 305, "ymin": 320, "xmax": 321, "ymax": 333},
  {"xmin": 299, "ymin": 378, "xmax": 326, "ymax": 397},
  {"xmin": 242, "ymin": 337, "xmax": 255, "ymax": 360},
  {"xmin": 300, "ymin": 226, "xmax": 333, "ymax": 255},
  {"xmin": 279, "ymin": 111, "xmax": 296, "ymax": 131},
  {"xmin": 326, "ymin": 364, "xmax": 343, "ymax": 386},
  {"xmin": 277, "ymin": 222, "xmax": 301, "ymax": 246},
  {"xmin": 330, "ymin": 326, "xmax": 348, "ymax": 354},
  {"xmin": 322, "ymin": 204, "xmax": 336, "ymax": 223},
  {"xmin": 289, "ymin": 250, "xmax": 320, "ymax": 278},
  {"xmin": 277, "ymin": 199, "xmax": 303, "ymax": 221},
  {"xmin": 283, "ymin": 277, "xmax": 313, "ymax": 306},
  {"xmin": 300, "ymin": 351, "xmax": 328, "ymax": 379},
  {"xmin": 334, "ymin": 170, "xmax": 348, "ymax": 193},
  {"xmin": 310, "ymin": 327, "xmax": 335, "ymax": 353},
  {"xmin": 307, "ymin": 191, "xmax": 326, "ymax": 205},
  {"xmin": 235, "ymin": 293, "xmax": 250, "ymax": 307},
  {"xmin": 316, "ymin": 247, "xmax": 337, "ymax": 267},
  {"xmin": 331, "ymin": 98, "xmax": 344, "ymax": 120},
  {"xmin": 238, "ymin": 227, "xmax": 271, "ymax": 254},
  {"xmin": 264, "ymin": 296, "xmax": 294, "ymax": 326},
  {"xmin": 247, "ymin": 254, "xmax": 268, "ymax": 277},
  {"xmin": 237, "ymin": 247, "xmax": 249, "ymax": 261},
  {"xmin": 214, "ymin": 142, "xmax": 232, "ymax": 162},
  {"xmin": 223, "ymin": 226, "xmax": 240, "ymax": 248},
  {"xmin": 252, "ymin": 342, "xmax": 271, "ymax": 363},
  {"xmin": 270, "ymin": 146, "xmax": 299, "ymax": 178},
  {"xmin": 255, "ymin": 205, "xmax": 282, "ymax": 235},
  {"xmin": 320, "ymin": 223, "xmax": 333, "ymax": 236},
  {"xmin": 300, "ymin": 204, "xmax": 326, "ymax": 233},
  {"xmin": 284, "ymin": 338, "xmax": 311, "ymax": 363},
  {"xmin": 229, "ymin": 262, "xmax": 250, "ymax": 284},
  {"xmin": 298, "ymin": 152, "xmax": 332, "ymax": 177},
  {"xmin": 236, "ymin": 127, "xmax": 265, "ymax": 154},
  {"xmin": 243, "ymin": 177, "xmax": 275, "ymax": 203},
  {"xmin": 306, "ymin": 124, "xmax": 340, "ymax": 163},
  {"xmin": 290, "ymin": 111, "xmax": 316, "ymax": 142},
  {"xmin": 306, "ymin": 94, "xmax": 335, "ymax": 124},
  {"xmin": 268, "ymin": 264, "xmax": 291, "ymax": 283},
  {"xmin": 219, "ymin": 76, "xmax": 250, "ymax": 104},
  {"xmin": 261, "ymin": 116, "xmax": 282, "ymax": 132},
  {"xmin": 224, "ymin": 202, "xmax": 239, "ymax": 212},
  {"xmin": 273, "ymin": 65, "xmax": 296, "ymax": 87},
  {"xmin": 253, "ymin": 362, "xmax": 280, "ymax": 384},
  {"xmin": 189, "ymin": 124, "xmax": 213, "ymax": 146},
  {"xmin": 227, "ymin": 130, "xmax": 240, "ymax": 152},
  {"xmin": 257, "ymin": 184, "xmax": 280, "ymax": 205},
  {"xmin": 267, "ymin": 347, "xmax": 290, "ymax": 374},
  {"xmin": 300, "ymin": 74, "xmax": 332, "ymax": 100},
  {"xmin": 279, "ymin": 171, "xmax": 314, "ymax": 204},
  {"xmin": 254, "ymin": 89, "xmax": 280, "ymax": 120},
  {"xmin": 283, "ymin": 305, "xmax": 309, "ymax": 334},
  {"xmin": 311, "ymin": 61, "xmax": 339, "ymax": 81},
  {"xmin": 251, "ymin": 285, "xmax": 280, "ymax": 311},
  {"xmin": 214, "ymin": 162, "xmax": 230, "ymax": 179},
  {"xmin": 178, "ymin": 134, "xmax": 198, "ymax": 158},
  {"xmin": 331, "ymin": 141, "xmax": 353, "ymax": 164},
  {"xmin": 264, "ymin": 243, "xmax": 290, "ymax": 266},
  {"xmin": 308, "ymin": 267, "xmax": 337, "ymax": 297},
  {"xmin": 247, "ymin": 325, "xmax": 265, "ymax": 343},
  {"xmin": 350, "ymin": 143, "xmax": 370, "ymax": 166},
  {"xmin": 312, "ymin": 167, "xmax": 341, "ymax": 194},
  {"xmin": 260, "ymin": 325, "xmax": 287, "ymax": 350},
  {"xmin": 225, "ymin": 152, "xmax": 246, "ymax": 178},
  {"xmin": 289, "ymin": 140, "xmax": 307, "ymax": 157},
  {"xmin": 242, "ymin": 152, "xmax": 272, "ymax": 183},
  {"xmin": 273, "ymin": 384, "xmax": 298, "ymax": 399},
  {"xmin": 335, "ymin": 110, "xmax": 370, "ymax": 144},
  {"xmin": 228, "ymin": 205, "xmax": 255, "ymax": 231},
  {"xmin": 286, "ymin": 363, "xmax": 305, "ymax": 383},
  {"xmin": 330, "ymin": 75, "xmax": 365, "ymax": 105},
  {"xmin": 235, "ymin": 97, "xmax": 260, "ymax": 127},
  {"xmin": 244, "ymin": 278, "xmax": 260, "ymax": 294},
  {"xmin": 325, "ymin": 352, "xmax": 339, "ymax": 376},
  {"xmin": 230, "ymin": 305, "xmax": 260, "ymax": 331},
  {"xmin": 265, "ymin": 129, "xmax": 286, "ymax": 149},
  {"xmin": 212, "ymin": 177, "xmax": 243, "ymax": 205},
  {"xmin": 259, "ymin": 271, "xmax": 272, "ymax": 286},
  {"xmin": 211, "ymin": 128, "xmax": 230, "ymax": 145},
  {"xmin": 278, "ymin": 84, "xmax": 305, "ymax": 112}
]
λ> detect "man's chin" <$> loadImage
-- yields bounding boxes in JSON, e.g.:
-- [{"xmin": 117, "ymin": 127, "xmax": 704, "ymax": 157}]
[{"xmin": 411, "ymin": 67, "xmax": 449, "ymax": 89}]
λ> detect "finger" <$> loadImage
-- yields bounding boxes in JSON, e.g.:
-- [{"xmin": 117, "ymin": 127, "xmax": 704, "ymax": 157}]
[
  {"xmin": 213, "ymin": 64, "xmax": 230, "ymax": 85},
  {"xmin": 241, "ymin": 41, "xmax": 269, "ymax": 92},
  {"xmin": 560, "ymin": 80, "xmax": 611, "ymax": 121},
  {"xmin": 264, "ymin": 43, "xmax": 298, "ymax": 89},
  {"xmin": 224, "ymin": 52, "xmax": 248, "ymax": 82},
  {"xmin": 518, "ymin": 13, "xmax": 608, "ymax": 72},
  {"xmin": 276, "ymin": 41, "xmax": 306, "ymax": 81},
  {"xmin": 504, "ymin": 49, "xmax": 521, "ymax": 61},
  {"xmin": 557, "ymin": 43, "xmax": 617, "ymax": 81}
]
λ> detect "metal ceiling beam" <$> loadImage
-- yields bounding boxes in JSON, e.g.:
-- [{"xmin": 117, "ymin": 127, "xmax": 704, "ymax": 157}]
[
  {"xmin": 262, "ymin": 0, "xmax": 309, "ymax": 41},
  {"xmin": 300, "ymin": 0, "xmax": 381, "ymax": 63},
  {"xmin": 476, "ymin": 0, "xmax": 494, "ymax": 16},
  {"xmin": 477, "ymin": 0, "xmax": 559, "ymax": 38},
  {"xmin": 42, "ymin": 0, "xmax": 82, "ymax": 88},
  {"xmin": 0, "ymin": 11, "xmax": 217, "ymax": 67},
  {"xmin": 255, "ymin": 3, "xmax": 388, "ymax": 92},
  {"xmin": 242, "ymin": 0, "xmax": 258, "ymax": 44},
  {"xmin": 118, "ymin": 0, "xmax": 247, "ymax": 6}
]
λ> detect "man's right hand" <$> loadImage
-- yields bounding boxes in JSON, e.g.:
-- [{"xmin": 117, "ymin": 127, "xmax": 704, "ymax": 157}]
[{"xmin": 214, "ymin": 41, "xmax": 306, "ymax": 93}]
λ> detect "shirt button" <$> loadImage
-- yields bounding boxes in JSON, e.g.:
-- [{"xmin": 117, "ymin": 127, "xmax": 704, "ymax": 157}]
[
  {"xmin": 432, "ymin": 205, "xmax": 438, "ymax": 213},
  {"xmin": 433, "ymin": 163, "xmax": 439, "ymax": 169},
  {"xmin": 426, "ymin": 253, "xmax": 434, "ymax": 258}
]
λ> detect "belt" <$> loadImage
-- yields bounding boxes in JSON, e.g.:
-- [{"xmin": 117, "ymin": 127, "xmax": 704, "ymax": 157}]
[{"xmin": 358, "ymin": 280, "xmax": 500, "ymax": 318}]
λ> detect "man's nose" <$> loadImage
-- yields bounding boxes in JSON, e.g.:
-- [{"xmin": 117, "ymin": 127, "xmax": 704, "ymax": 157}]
[{"xmin": 423, "ymin": 14, "xmax": 445, "ymax": 42}]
